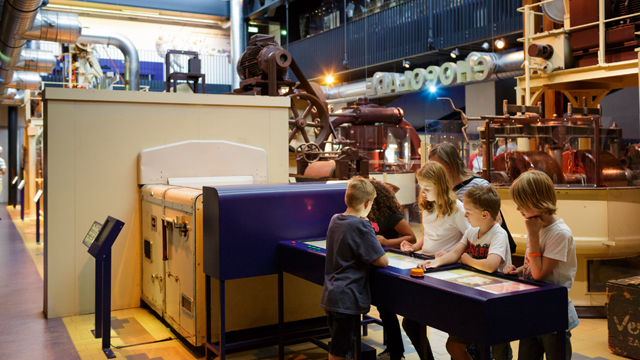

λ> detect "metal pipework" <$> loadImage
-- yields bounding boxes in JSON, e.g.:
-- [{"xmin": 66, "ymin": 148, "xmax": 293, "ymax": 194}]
[
  {"xmin": 466, "ymin": 51, "xmax": 524, "ymax": 73},
  {"xmin": 321, "ymin": 51, "xmax": 524, "ymax": 100},
  {"xmin": 13, "ymin": 48, "xmax": 57, "ymax": 73},
  {"xmin": 230, "ymin": 0, "xmax": 244, "ymax": 89},
  {"xmin": 77, "ymin": 28, "xmax": 140, "ymax": 91},
  {"xmin": 3, "ymin": 88, "xmax": 17, "ymax": 99},
  {"xmin": 1, "ymin": 90, "xmax": 25, "ymax": 105},
  {"xmin": 0, "ymin": 0, "xmax": 42, "ymax": 71},
  {"xmin": 7, "ymin": 71, "xmax": 42, "ymax": 90},
  {"xmin": 20, "ymin": 11, "xmax": 82, "ymax": 43}
]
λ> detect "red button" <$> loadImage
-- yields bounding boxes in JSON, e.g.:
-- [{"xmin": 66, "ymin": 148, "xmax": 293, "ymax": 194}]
[{"xmin": 291, "ymin": 241, "xmax": 295, "ymax": 244}]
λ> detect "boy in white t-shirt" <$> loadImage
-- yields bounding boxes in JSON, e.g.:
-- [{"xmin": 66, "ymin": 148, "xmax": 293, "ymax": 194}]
[
  {"xmin": 418, "ymin": 185, "xmax": 512, "ymax": 360},
  {"xmin": 503, "ymin": 170, "xmax": 578, "ymax": 360}
]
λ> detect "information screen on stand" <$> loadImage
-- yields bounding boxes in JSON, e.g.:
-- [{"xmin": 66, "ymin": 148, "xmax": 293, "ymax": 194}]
[{"xmin": 83, "ymin": 221, "xmax": 103, "ymax": 248}]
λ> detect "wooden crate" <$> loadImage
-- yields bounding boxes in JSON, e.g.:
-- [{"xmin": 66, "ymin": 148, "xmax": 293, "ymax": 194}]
[{"xmin": 607, "ymin": 276, "xmax": 640, "ymax": 359}]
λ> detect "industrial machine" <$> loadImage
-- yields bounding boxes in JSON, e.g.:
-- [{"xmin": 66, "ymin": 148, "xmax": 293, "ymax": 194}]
[
  {"xmin": 232, "ymin": 34, "xmax": 422, "ymax": 183},
  {"xmin": 139, "ymin": 140, "xmax": 269, "ymax": 346}
]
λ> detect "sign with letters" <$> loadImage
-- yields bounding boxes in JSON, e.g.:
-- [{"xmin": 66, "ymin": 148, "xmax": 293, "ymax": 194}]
[{"xmin": 371, "ymin": 55, "xmax": 494, "ymax": 96}]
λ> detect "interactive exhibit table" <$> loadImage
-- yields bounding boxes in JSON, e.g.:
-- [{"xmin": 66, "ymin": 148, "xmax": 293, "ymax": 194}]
[
  {"xmin": 202, "ymin": 183, "xmax": 569, "ymax": 360},
  {"xmin": 279, "ymin": 240, "xmax": 570, "ymax": 360}
]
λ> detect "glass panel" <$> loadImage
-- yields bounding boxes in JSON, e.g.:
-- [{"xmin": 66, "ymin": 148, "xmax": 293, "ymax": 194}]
[
  {"xmin": 335, "ymin": 124, "xmax": 411, "ymax": 173},
  {"xmin": 588, "ymin": 256, "xmax": 640, "ymax": 293}
]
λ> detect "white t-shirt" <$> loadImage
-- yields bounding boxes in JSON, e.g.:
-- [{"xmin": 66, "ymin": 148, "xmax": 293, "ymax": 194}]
[
  {"xmin": 523, "ymin": 218, "xmax": 579, "ymax": 330},
  {"xmin": 459, "ymin": 223, "xmax": 512, "ymax": 272},
  {"xmin": 0, "ymin": 157, "xmax": 6, "ymax": 172},
  {"xmin": 471, "ymin": 155, "xmax": 483, "ymax": 173},
  {"xmin": 421, "ymin": 200, "xmax": 470, "ymax": 255}
]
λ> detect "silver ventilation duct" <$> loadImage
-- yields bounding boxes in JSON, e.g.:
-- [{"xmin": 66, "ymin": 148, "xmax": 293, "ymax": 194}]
[
  {"xmin": 0, "ymin": 0, "xmax": 43, "ymax": 94},
  {"xmin": 77, "ymin": 28, "xmax": 140, "ymax": 91},
  {"xmin": 0, "ymin": 5, "xmax": 140, "ymax": 99},
  {"xmin": 20, "ymin": 10, "xmax": 82, "ymax": 43},
  {"xmin": 7, "ymin": 71, "xmax": 42, "ymax": 90},
  {"xmin": 14, "ymin": 48, "xmax": 57, "ymax": 73},
  {"xmin": 3, "ymin": 88, "xmax": 17, "ymax": 99},
  {"xmin": 1, "ymin": 89, "xmax": 25, "ymax": 105}
]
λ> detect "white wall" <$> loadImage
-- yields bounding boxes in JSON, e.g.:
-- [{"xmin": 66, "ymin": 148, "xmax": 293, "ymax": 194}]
[{"xmin": 43, "ymin": 89, "xmax": 290, "ymax": 318}]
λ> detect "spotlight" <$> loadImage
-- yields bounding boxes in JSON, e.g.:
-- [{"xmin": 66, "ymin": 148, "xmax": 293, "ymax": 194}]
[
  {"xmin": 325, "ymin": 75, "xmax": 335, "ymax": 85},
  {"xmin": 450, "ymin": 48, "xmax": 460, "ymax": 58},
  {"xmin": 495, "ymin": 38, "xmax": 505, "ymax": 49},
  {"xmin": 429, "ymin": 86, "xmax": 437, "ymax": 93},
  {"xmin": 402, "ymin": 59, "xmax": 411, "ymax": 68},
  {"xmin": 482, "ymin": 42, "xmax": 490, "ymax": 51}
]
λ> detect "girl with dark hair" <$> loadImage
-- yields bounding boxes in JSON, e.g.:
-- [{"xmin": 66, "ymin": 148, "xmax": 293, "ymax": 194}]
[{"xmin": 367, "ymin": 180, "xmax": 416, "ymax": 248}]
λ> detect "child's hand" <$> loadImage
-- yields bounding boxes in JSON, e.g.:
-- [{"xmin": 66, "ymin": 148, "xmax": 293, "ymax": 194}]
[
  {"xmin": 377, "ymin": 235, "xmax": 387, "ymax": 246},
  {"xmin": 503, "ymin": 264, "xmax": 519, "ymax": 275},
  {"xmin": 524, "ymin": 216, "xmax": 544, "ymax": 235},
  {"xmin": 419, "ymin": 259, "xmax": 439, "ymax": 270},
  {"xmin": 400, "ymin": 240, "xmax": 414, "ymax": 252},
  {"xmin": 460, "ymin": 253, "xmax": 471, "ymax": 265},
  {"xmin": 434, "ymin": 250, "xmax": 447, "ymax": 258}
]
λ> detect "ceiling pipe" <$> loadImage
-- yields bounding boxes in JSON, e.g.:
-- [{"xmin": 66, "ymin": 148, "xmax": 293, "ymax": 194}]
[
  {"xmin": 77, "ymin": 28, "xmax": 140, "ymax": 91},
  {"xmin": 321, "ymin": 51, "xmax": 524, "ymax": 100},
  {"xmin": 7, "ymin": 71, "xmax": 42, "ymax": 90},
  {"xmin": 13, "ymin": 48, "xmax": 57, "ymax": 73},
  {"xmin": 3, "ymin": 88, "xmax": 17, "ymax": 99},
  {"xmin": 0, "ymin": 0, "xmax": 43, "ymax": 94},
  {"xmin": 1, "ymin": 89, "xmax": 25, "ymax": 105},
  {"xmin": 20, "ymin": 10, "xmax": 82, "ymax": 43}
]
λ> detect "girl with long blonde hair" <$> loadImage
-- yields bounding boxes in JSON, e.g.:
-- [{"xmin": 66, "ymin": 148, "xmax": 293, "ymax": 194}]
[{"xmin": 401, "ymin": 161, "xmax": 470, "ymax": 255}]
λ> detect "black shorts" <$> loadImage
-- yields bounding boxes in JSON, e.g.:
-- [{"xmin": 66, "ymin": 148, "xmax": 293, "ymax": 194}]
[{"xmin": 326, "ymin": 310, "xmax": 360, "ymax": 359}]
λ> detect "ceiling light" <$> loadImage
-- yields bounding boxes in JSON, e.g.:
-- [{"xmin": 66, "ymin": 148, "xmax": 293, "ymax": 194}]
[
  {"xmin": 429, "ymin": 86, "xmax": 437, "ymax": 93},
  {"xmin": 450, "ymin": 48, "xmax": 460, "ymax": 58},
  {"xmin": 325, "ymin": 75, "xmax": 335, "ymax": 85},
  {"xmin": 402, "ymin": 60, "xmax": 410, "ymax": 68},
  {"xmin": 482, "ymin": 42, "xmax": 490, "ymax": 51},
  {"xmin": 495, "ymin": 38, "xmax": 505, "ymax": 49}
]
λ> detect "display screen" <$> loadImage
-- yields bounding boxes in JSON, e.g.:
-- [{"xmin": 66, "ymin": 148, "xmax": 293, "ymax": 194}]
[
  {"xmin": 83, "ymin": 221, "xmax": 103, "ymax": 248},
  {"xmin": 303, "ymin": 240, "xmax": 327, "ymax": 249},
  {"xmin": 385, "ymin": 251, "xmax": 424, "ymax": 270},
  {"xmin": 425, "ymin": 269, "xmax": 539, "ymax": 294}
]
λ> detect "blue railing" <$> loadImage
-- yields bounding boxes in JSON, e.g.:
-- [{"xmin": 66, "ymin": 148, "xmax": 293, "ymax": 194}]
[{"xmin": 287, "ymin": 0, "xmax": 521, "ymax": 79}]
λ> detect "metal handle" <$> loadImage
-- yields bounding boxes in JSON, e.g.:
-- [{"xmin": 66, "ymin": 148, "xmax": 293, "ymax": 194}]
[{"xmin": 162, "ymin": 219, "xmax": 168, "ymax": 261}]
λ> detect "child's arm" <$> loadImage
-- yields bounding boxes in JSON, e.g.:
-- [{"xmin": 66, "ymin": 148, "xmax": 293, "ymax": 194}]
[
  {"xmin": 503, "ymin": 264, "xmax": 523, "ymax": 276},
  {"xmin": 401, "ymin": 236, "xmax": 423, "ymax": 252},
  {"xmin": 371, "ymin": 254, "xmax": 389, "ymax": 268},
  {"xmin": 418, "ymin": 243, "xmax": 466, "ymax": 270},
  {"xmin": 379, "ymin": 219, "xmax": 417, "ymax": 247},
  {"xmin": 460, "ymin": 253, "xmax": 502, "ymax": 273},
  {"xmin": 526, "ymin": 217, "xmax": 560, "ymax": 281}
]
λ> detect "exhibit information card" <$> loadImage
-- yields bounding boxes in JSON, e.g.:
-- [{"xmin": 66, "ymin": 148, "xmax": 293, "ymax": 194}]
[{"xmin": 426, "ymin": 269, "xmax": 539, "ymax": 294}]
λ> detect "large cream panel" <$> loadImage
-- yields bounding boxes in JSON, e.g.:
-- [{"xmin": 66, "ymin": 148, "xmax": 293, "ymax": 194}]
[{"xmin": 43, "ymin": 89, "xmax": 289, "ymax": 318}]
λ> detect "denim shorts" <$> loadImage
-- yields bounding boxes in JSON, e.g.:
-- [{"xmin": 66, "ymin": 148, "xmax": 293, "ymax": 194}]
[{"xmin": 326, "ymin": 310, "xmax": 360, "ymax": 359}]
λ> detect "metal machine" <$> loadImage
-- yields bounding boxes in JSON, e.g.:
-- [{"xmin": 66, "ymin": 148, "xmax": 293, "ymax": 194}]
[
  {"xmin": 233, "ymin": 34, "xmax": 423, "ymax": 181},
  {"xmin": 139, "ymin": 140, "xmax": 269, "ymax": 346}
]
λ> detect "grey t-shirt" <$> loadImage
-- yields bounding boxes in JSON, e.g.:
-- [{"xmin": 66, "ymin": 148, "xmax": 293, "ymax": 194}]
[{"xmin": 320, "ymin": 214, "xmax": 386, "ymax": 315}]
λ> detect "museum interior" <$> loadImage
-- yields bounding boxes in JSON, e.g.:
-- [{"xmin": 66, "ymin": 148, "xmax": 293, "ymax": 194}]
[{"xmin": 1, "ymin": 0, "xmax": 640, "ymax": 359}]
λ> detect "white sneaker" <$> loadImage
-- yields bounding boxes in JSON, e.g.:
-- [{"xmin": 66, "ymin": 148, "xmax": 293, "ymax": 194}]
[{"xmin": 377, "ymin": 349, "xmax": 404, "ymax": 360}]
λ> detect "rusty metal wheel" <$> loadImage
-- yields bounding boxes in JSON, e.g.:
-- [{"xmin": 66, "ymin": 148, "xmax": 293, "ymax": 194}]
[{"xmin": 288, "ymin": 92, "xmax": 334, "ymax": 152}]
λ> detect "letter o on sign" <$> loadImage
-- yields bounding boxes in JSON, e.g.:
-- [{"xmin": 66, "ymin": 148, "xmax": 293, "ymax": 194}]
[{"xmin": 439, "ymin": 63, "xmax": 457, "ymax": 86}]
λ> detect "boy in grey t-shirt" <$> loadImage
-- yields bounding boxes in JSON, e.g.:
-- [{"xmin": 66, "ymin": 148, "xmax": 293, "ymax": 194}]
[{"xmin": 321, "ymin": 176, "xmax": 388, "ymax": 360}]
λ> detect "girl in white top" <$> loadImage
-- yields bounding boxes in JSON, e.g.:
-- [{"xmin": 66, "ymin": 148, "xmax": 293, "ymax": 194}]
[{"xmin": 401, "ymin": 161, "xmax": 470, "ymax": 256}]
